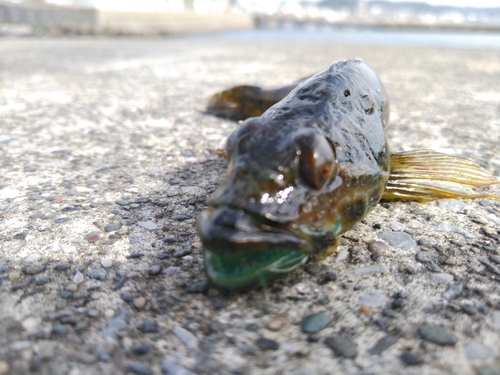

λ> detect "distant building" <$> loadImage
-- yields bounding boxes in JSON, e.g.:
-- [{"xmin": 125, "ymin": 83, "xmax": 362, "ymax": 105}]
[{"xmin": 43, "ymin": 0, "xmax": 232, "ymax": 12}]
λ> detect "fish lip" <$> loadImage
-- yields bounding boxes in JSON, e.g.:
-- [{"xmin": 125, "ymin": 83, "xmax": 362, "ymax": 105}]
[{"xmin": 197, "ymin": 206, "xmax": 311, "ymax": 256}]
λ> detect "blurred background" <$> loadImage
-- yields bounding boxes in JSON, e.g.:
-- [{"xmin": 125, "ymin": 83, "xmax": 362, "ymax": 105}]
[{"xmin": 1, "ymin": 0, "xmax": 499, "ymax": 37}]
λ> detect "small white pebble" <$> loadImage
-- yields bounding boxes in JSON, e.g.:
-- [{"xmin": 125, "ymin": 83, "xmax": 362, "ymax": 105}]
[{"xmin": 100, "ymin": 258, "xmax": 113, "ymax": 268}]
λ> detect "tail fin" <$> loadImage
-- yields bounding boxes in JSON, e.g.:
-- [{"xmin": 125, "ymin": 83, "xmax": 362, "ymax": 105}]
[{"xmin": 382, "ymin": 149, "xmax": 500, "ymax": 203}]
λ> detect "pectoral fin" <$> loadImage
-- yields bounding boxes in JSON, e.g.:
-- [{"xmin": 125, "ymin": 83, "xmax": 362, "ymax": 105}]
[{"xmin": 383, "ymin": 149, "xmax": 500, "ymax": 203}]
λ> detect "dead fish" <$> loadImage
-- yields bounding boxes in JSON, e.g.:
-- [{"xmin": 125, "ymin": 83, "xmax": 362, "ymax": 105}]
[{"xmin": 197, "ymin": 58, "xmax": 499, "ymax": 291}]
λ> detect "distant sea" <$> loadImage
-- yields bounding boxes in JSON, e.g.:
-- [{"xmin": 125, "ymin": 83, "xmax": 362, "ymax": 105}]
[{"xmin": 198, "ymin": 26, "xmax": 500, "ymax": 50}]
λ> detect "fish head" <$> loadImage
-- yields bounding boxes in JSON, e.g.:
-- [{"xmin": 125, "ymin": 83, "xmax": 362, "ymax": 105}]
[{"xmin": 197, "ymin": 116, "xmax": 348, "ymax": 291}]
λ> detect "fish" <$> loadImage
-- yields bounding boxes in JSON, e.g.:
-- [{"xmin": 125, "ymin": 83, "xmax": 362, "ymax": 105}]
[{"xmin": 197, "ymin": 58, "xmax": 500, "ymax": 291}]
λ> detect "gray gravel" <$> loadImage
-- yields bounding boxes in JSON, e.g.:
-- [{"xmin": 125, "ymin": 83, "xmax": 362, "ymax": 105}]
[{"xmin": 1, "ymin": 33, "xmax": 500, "ymax": 375}]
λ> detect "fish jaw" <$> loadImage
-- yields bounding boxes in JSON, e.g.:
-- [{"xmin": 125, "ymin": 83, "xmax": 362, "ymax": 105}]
[{"xmin": 197, "ymin": 207, "xmax": 322, "ymax": 291}]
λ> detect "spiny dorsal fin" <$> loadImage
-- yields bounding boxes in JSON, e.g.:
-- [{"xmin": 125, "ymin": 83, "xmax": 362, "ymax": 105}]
[{"xmin": 382, "ymin": 149, "xmax": 500, "ymax": 203}]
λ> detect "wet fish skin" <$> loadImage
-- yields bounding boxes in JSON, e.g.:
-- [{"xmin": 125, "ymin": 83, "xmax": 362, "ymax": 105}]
[
  {"xmin": 198, "ymin": 58, "xmax": 499, "ymax": 291},
  {"xmin": 198, "ymin": 59, "xmax": 391, "ymax": 290}
]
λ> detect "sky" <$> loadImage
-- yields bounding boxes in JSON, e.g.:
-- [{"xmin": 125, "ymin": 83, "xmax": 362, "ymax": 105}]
[
  {"xmin": 380, "ymin": 0, "xmax": 499, "ymax": 7},
  {"xmin": 239, "ymin": 0, "xmax": 500, "ymax": 11}
]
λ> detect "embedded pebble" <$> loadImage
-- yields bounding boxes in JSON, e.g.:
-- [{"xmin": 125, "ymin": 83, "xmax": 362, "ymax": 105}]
[
  {"xmin": 0, "ymin": 186, "xmax": 20, "ymax": 199},
  {"xmin": 368, "ymin": 335, "xmax": 399, "ymax": 355},
  {"xmin": 432, "ymin": 221, "xmax": 475, "ymax": 239},
  {"xmin": 0, "ymin": 361, "xmax": 9, "ymax": 375},
  {"xmin": 427, "ymin": 263, "xmax": 440, "ymax": 272},
  {"xmin": 86, "ymin": 233, "xmax": 100, "ymax": 243},
  {"xmin": 477, "ymin": 365, "xmax": 500, "ymax": 375},
  {"xmin": 54, "ymin": 217, "xmax": 71, "ymax": 223},
  {"xmin": 485, "ymin": 213, "xmax": 500, "ymax": 225},
  {"xmin": 489, "ymin": 255, "xmax": 500, "ymax": 264},
  {"xmin": 367, "ymin": 241, "xmax": 389, "ymax": 255},
  {"xmin": 416, "ymin": 251, "xmax": 438, "ymax": 263},
  {"xmin": 103, "ymin": 309, "xmax": 130, "ymax": 344},
  {"xmin": 482, "ymin": 227, "xmax": 497, "ymax": 236},
  {"xmin": 11, "ymin": 277, "xmax": 34, "ymax": 291},
  {"xmin": 390, "ymin": 221, "xmax": 406, "ymax": 231},
  {"xmin": 437, "ymin": 199, "xmax": 467, "ymax": 213},
  {"xmin": 489, "ymin": 312, "xmax": 500, "ymax": 335},
  {"xmin": 407, "ymin": 219, "xmax": 423, "ymax": 229},
  {"xmin": 359, "ymin": 292, "xmax": 388, "ymax": 307},
  {"xmin": 132, "ymin": 344, "xmax": 150, "ymax": 355},
  {"xmin": 193, "ymin": 358, "xmax": 222, "ymax": 374},
  {"xmin": 418, "ymin": 324, "xmax": 457, "ymax": 345},
  {"xmin": 8, "ymin": 271, "xmax": 22, "ymax": 281},
  {"xmin": 73, "ymin": 271, "xmax": 84, "ymax": 284},
  {"xmin": 138, "ymin": 221, "xmax": 158, "ymax": 230},
  {"xmin": 52, "ymin": 324, "xmax": 69, "ymax": 336},
  {"xmin": 49, "ymin": 310, "xmax": 72, "ymax": 320},
  {"xmin": 170, "ymin": 215, "xmax": 191, "ymax": 221},
  {"xmin": 173, "ymin": 325, "xmax": 199, "ymax": 351},
  {"xmin": 23, "ymin": 265, "xmax": 45, "ymax": 275},
  {"xmin": 23, "ymin": 254, "xmax": 40, "ymax": 263},
  {"xmin": 164, "ymin": 266, "xmax": 182, "ymax": 276},
  {"xmin": 256, "ymin": 337, "xmax": 280, "ymax": 350},
  {"xmin": 137, "ymin": 319, "xmax": 158, "ymax": 333},
  {"xmin": 301, "ymin": 313, "xmax": 330, "ymax": 333},
  {"xmin": 87, "ymin": 268, "xmax": 106, "ymax": 280},
  {"xmin": 59, "ymin": 244, "xmax": 76, "ymax": 254},
  {"xmin": 335, "ymin": 249, "xmax": 349, "ymax": 262},
  {"xmin": 104, "ymin": 223, "xmax": 121, "ymax": 232},
  {"xmin": 75, "ymin": 321, "xmax": 89, "ymax": 332},
  {"xmin": 74, "ymin": 185, "xmax": 91, "ymax": 193},
  {"xmin": 463, "ymin": 341, "xmax": 498, "ymax": 360},
  {"xmin": 133, "ymin": 297, "xmax": 147, "ymax": 310},
  {"xmin": 148, "ymin": 265, "xmax": 162, "ymax": 276},
  {"xmin": 442, "ymin": 284, "xmax": 463, "ymax": 300},
  {"xmin": 391, "ymin": 298, "xmax": 405, "ymax": 309},
  {"xmin": 346, "ymin": 264, "xmax": 388, "ymax": 275},
  {"xmin": 304, "ymin": 263, "xmax": 331, "ymax": 275},
  {"xmin": 444, "ymin": 256, "xmax": 457, "ymax": 265},
  {"xmin": 101, "ymin": 259, "xmax": 113, "ymax": 268},
  {"xmin": 324, "ymin": 335, "xmax": 357, "ymax": 358},
  {"xmin": 54, "ymin": 264, "xmax": 71, "ymax": 271},
  {"xmin": 36, "ymin": 275, "xmax": 53, "ymax": 285},
  {"xmin": 87, "ymin": 309, "xmax": 100, "ymax": 318},
  {"xmin": 377, "ymin": 232, "xmax": 416, "ymax": 251},
  {"xmin": 296, "ymin": 283, "xmax": 312, "ymax": 295},
  {"xmin": 401, "ymin": 351, "xmax": 423, "ymax": 366},
  {"xmin": 14, "ymin": 232, "xmax": 28, "ymax": 240},
  {"xmin": 188, "ymin": 280, "xmax": 209, "ymax": 293},
  {"xmin": 10, "ymin": 340, "xmax": 35, "ymax": 351},
  {"xmin": 121, "ymin": 293, "xmax": 133, "ymax": 302},
  {"xmin": 129, "ymin": 361, "xmax": 151, "ymax": 375},
  {"xmin": 267, "ymin": 315, "xmax": 286, "ymax": 332},
  {"xmin": 431, "ymin": 273, "xmax": 453, "ymax": 284},
  {"xmin": 65, "ymin": 283, "xmax": 79, "ymax": 292},
  {"xmin": 479, "ymin": 259, "xmax": 500, "ymax": 275},
  {"xmin": 161, "ymin": 356, "xmax": 196, "ymax": 375}
]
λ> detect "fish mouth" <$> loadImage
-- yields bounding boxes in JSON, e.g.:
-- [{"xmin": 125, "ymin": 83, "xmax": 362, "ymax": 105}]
[{"xmin": 197, "ymin": 207, "xmax": 310, "ymax": 291}]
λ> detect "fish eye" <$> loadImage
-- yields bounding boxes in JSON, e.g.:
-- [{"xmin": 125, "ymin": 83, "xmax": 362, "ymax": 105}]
[{"xmin": 297, "ymin": 133, "xmax": 337, "ymax": 190}]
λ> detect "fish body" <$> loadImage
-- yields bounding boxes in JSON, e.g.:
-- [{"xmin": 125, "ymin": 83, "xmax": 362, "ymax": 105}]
[{"xmin": 197, "ymin": 59, "xmax": 499, "ymax": 291}]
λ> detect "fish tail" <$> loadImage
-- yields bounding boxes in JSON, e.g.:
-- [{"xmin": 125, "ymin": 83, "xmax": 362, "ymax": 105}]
[{"xmin": 383, "ymin": 149, "xmax": 500, "ymax": 203}]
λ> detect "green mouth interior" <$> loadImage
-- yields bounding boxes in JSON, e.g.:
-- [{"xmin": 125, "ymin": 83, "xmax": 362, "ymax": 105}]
[{"xmin": 204, "ymin": 248, "xmax": 308, "ymax": 291}]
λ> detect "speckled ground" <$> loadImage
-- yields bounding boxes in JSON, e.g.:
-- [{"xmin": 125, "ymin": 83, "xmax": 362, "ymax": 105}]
[{"xmin": 1, "ymin": 34, "xmax": 500, "ymax": 375}]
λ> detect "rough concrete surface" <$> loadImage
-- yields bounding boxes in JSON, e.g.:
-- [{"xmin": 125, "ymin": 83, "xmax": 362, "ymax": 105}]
[{"xmin": 1, "ymin": 34, "xmax": 500, "ymax": 375}]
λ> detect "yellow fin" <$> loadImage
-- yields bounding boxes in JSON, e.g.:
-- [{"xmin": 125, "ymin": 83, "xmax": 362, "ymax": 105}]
[{"xmin": 382, "ymin": 149, "xmax": 500, "ymax": 203}]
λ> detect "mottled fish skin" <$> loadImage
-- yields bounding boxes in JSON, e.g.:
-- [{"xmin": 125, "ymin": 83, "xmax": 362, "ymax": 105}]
[
  {"xmin": 206, "ymin": 81, "xmax": 304, "ymax": 121},
  {"xmin": 198, "ymin": 59, "xmax": 390, "ymax": 260}
]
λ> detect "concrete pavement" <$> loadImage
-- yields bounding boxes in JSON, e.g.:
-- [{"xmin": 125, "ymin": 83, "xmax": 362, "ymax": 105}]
[{"xmin": 1, "ymin": 34, "xmax": 500, "ymax": 375}]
